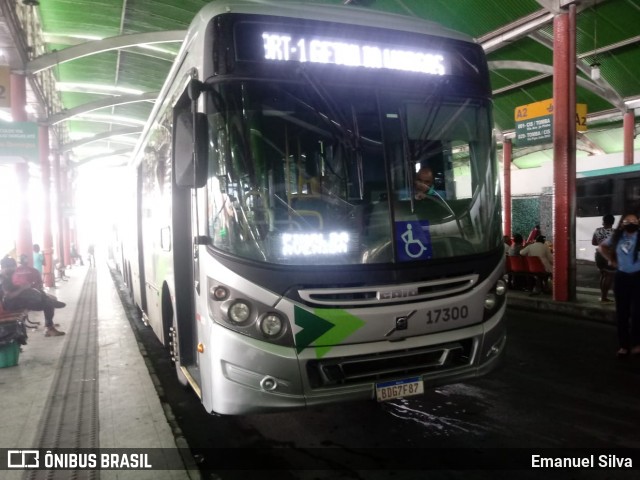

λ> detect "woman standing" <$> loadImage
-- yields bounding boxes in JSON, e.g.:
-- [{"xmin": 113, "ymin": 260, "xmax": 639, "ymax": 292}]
[
  {"xmin": 598, "ymin": 213, "xmax": 640, "ymax": 357},
  {"xmin": 591, "ymin": 214, "xmax": 615, "ymax": 302}
]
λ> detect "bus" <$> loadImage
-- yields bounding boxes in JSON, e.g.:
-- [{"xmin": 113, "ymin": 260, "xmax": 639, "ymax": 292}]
[
  {"xmin": 576, "ymin": 163, "xmax": 640, "ymax": 261},
  {"xmin": 118, "ymin": 0, "xmax": 506, "ymax": 415}
]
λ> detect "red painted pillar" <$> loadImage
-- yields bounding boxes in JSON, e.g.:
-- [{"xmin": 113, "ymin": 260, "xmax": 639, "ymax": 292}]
[
  {"xmin": 40, "ymin": 125, "xmax": 55, "ymax": 287},
  {"xmin": 52, "ymin": 150, "xmax": 65, "ymax": 271},
  {"xmin": 623, "ymin": 110, "xmax": 635, "ymax": 166},
  {"xmin": 10, "ymin": 73, "xmax": 33, "ymax": 264},
  {"xmin": 61, "ymin": 162, "xmax": 72, "ymax": 266},
  {"xmin": 503, "ymin": 139, "xmax": 512, "ymax": 236},
  {"xmin": 552, "ymin": 6, "xmax": 577, "ymax": 302}
]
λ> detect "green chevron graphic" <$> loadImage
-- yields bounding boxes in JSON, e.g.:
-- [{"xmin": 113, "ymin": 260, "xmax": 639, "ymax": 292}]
[
  {"xmin": 294, "ymin": 306, "xmax": 334, "ymax": 354},
  {"xmin": 294, "ymin": 306, "xmax": 365, "ymax": 358}
]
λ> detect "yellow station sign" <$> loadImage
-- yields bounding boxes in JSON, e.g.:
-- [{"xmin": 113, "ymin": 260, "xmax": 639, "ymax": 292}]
[{"xmin": 515, "ymin": 98, "xmax": 587, "ymax": 132}]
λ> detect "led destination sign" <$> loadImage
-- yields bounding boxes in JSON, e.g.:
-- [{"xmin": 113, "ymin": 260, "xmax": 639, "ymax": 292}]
[
  {"xmin": 262, "ymin": 32, "xmax": 448, "ymax": 75},
  {"xmin": 281, "ymin": 231, "xmax": 351, "ymax": 257}
]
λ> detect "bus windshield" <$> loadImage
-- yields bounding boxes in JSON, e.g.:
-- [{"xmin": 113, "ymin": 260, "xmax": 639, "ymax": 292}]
[{"xmin": 205, "ymin": 80, "xmax": 501, "ymax": 265}]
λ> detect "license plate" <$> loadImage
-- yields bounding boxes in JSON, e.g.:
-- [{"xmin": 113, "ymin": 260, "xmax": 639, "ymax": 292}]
[{"xmin": 375, "ymin": 377, "xmax": 424, "ymax": 402}]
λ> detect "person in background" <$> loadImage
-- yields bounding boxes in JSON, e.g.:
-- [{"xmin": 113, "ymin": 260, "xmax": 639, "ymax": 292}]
[
  {"xmin": 502, "ymin": 235, "xmax": 512, "ymax": 254},
  {"xmin": 508, "ymin": 233, "xmax": 525, "ymax": 257},
  {"xmin": 87, "ymin": 244, "xmax": 95, "ymax": 267},
  {"xmin": 13, "ymin": 254, "xmax": 44, "ymax": 290},
  {"xmin": 592, "ymin": 214, "xmax": 615, "ymax": 303},
  {"xmin": 32, "ymin": 243, "xmax": 44, "ymax": 275},
  {"xmin": 0, "ymin": 256, "xmax": 65, "ymax": 337},
  {"xmin": 598, "ymin": 213, "xmax": 640, "ymax": 358},
  {"xmin": 70, "ymin": 243, "xmax": 84, "ymax": 266},
  {"xmin": 506, "ymin": 233, "xmax": 525, "ymax": 290},
  {"xmin": 520, "ymin": 234, "xmax": 553, "ymax": 295},
  {"xmin": 520, "ymin": 235, "xmax": 553, "ymax": 271},
  {"xmin": 526, "ymin": 224, "xmax": 541, "ymax": 244}
]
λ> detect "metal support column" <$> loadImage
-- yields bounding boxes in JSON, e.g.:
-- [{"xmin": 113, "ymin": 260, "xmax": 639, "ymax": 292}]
[
  {"xmin": 61, "ymin": 161, "xmax": 72, "ymax": 267},
  {"xmin": 503, "ymin": 139, "xmax": 512, "ymax": 236},
  {"xmin": 52, "ymin": 150, "xmax": 65, "ymax": 273},
  {"xmin": 40, "ymin": 125, "xmax": 55, "ymax": 287},
  {"xmin": 623, "ymin": 110, "xmax": 635, "ymax": 166},
  {"xmin": 552, "ymin": 5, "xmax": 577, "ymax": 302},
  {"xmin": 10, "ymin": 72, "xmax": 33, "ymax": 264}
]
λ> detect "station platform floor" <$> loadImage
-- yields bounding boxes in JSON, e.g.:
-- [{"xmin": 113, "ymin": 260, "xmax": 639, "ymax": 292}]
[
  {"xmin": 0, "ymin": 263, "xmax": 198, "ymax": 479},
  {"xmin": 0, "ymin": 258, "xmax": 614, "ymax": 479}
]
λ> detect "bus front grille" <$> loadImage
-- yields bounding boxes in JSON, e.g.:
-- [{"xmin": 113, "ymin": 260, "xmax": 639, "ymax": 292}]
[
  {"xmin": 306, "ymin": 340, "xmax": 474, "ymax": 388},
  {"xmin": 297, "ymin": 274, "xmax": 478, "ymax": 307}
]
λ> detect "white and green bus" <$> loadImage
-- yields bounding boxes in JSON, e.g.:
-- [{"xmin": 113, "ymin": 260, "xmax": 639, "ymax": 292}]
[{"xmin": 120, "ymin": 0, "xmax": 506, "ymax": 415}]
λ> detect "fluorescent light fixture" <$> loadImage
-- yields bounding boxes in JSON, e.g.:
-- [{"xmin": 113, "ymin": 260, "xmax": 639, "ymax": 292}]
[
  {"xmin": 42, "ymin": 32, "xmax": 104, "ymax": 41},
  {"xmin": 105, "ymin": 136, "xmax": 139, "ymax": 145},
  {"xmin": 76, "ymin": 112, "xmax": 147, "ymax": 126},
  {"xmin": 0, "ymin": 110, "xmax": 13, "ymax": 122},
  {"xmin": 624, "ymin": 98, "xmax": 640, "ymax": 109},
  {"xmin": 55, "ymin": 82, "xmax": 145, "ymax": 95},
  {"xmin": 138, "ymin": 44, "xmax": 177, "ymax": 55},
  {"xmin": 62, "ymin": 34, "xmax": 104, "ymax": 41},
  {"xmin": 75, "ymin": 147, "xmax": 115, "ymax": 155},
  {"xmin": 68, "ymin": 132, "xmax": 97, "ymax": 140}
]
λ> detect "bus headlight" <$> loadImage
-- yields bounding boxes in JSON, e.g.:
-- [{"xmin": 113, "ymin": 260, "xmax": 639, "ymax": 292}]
[
  {"xmin": 495, "ymin": 279, "xmax": 507, "ymax": 296},
  {"xmin": 228, "ymin": 301, "xmax": 251, "ymax": 324},
  {"xmin": 484, "ymin": 293, "xmax": 497, "ymax": 310},
  {"xmin": 259, "ymin": 313, "xmax": 284, "ymax": 337},
  {"xmin": 483, "ymin": 279, "xmax": 507, "ymax": 321},
  {"xmin": 207, "ymin": 278, "xmax": 294, "ymax": 347}
]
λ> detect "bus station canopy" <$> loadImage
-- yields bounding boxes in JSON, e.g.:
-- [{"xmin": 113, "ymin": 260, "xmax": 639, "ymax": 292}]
[{"xmin": 0, "ymin": 0, "xmax": 638, "ymax": 169}]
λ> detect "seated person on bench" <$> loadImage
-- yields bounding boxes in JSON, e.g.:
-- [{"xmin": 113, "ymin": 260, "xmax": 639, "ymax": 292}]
[
  {"xmin": 13, "ymin": 254, "xmax": 44, "ymax": 290},
  {"xmin": 519, "ymin": 235, "xmax": 553, "ymax": 295},
  {"xmin": 0, "ymin": 255, "xmax": 66, "ymax": 337}
]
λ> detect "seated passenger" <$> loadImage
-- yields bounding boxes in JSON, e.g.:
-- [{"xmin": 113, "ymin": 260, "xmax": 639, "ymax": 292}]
[
  {"xmin": 520, "ymin": 235, "xmax": 553, "ymax": 295},
  {"xmin": 508, "ymin": 234, "xmax": 525, "ymax": 256},
  {"xmin": 13, "ymin": 254, "xmax": 44, "ymax": 289},
  {"xmin": 0, "ymin": 255, "xmax": 65, "ymax": 337}
]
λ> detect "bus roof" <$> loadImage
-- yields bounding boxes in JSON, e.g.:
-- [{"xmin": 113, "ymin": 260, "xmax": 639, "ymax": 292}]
[
  {"xmin": 191, "ymin": 0, "xmax": 474, "ymax": 44},
  {"xmin": 577, "ymin": 163, "xmax": 640, "ymax": 179}
]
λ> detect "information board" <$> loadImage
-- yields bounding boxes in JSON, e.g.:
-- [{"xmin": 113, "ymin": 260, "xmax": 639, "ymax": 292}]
[
  {"xmin": 514, "ymin": 99, "xmax": 587, "ymax": 147},
  {"xmin": 0, "ymin": 121, "xmax": 39, "ymax": 164}
]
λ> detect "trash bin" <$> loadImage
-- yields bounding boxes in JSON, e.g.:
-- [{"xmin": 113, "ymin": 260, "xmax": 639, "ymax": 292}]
[
  {"xmin": 0, "ymin": 341, "xmax": 20, "ymax": 368},
  {"xmin": 0, "ymin": 313, "xmax": 28, "ymax": 368}
]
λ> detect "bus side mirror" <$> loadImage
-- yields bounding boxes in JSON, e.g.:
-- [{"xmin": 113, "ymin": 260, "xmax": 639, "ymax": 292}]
[{"xmin": 174, "ymin": 109, "xmax": 208, "ymax": 188}]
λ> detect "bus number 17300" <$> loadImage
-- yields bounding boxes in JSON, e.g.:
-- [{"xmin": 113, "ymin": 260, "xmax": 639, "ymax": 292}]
[{"xmin": 426, "ymin": 306, "xmax": 469, "ymax": 324}]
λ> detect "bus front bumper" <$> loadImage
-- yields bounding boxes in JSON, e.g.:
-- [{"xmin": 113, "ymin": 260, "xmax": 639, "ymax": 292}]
[{"xmin": 203, "ymin": 305, "xmax": 506, "ymax": 415}]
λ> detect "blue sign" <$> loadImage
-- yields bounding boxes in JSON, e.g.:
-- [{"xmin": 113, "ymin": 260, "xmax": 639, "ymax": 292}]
[{"xmin": 395, "ymin": 220, "xmax": 432, "ymax": 262}]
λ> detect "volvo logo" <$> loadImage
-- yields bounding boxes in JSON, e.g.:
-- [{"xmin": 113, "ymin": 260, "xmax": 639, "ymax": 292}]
[
  {"xmin": 377, "ymin": 288, "xmax": 419, "ymax": 300},
  {"xmin": 385, "ymin": 310, "xmax": 416, "ymax": 337}
]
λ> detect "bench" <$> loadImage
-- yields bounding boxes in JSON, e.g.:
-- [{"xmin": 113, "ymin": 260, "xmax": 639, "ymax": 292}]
[
  {"xmin": 506, "ymin": 255, "xmax": 551, "ymax": 293},
  {"xmin": 0, "ymin": 308, "xmax": 29, "ymax": 353},
  {"xmin": 0, "ymin": 309, "xmax": 36, "ymax": 328}
]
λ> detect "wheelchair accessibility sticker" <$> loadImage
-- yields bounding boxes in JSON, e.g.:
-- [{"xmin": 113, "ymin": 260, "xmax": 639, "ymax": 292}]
[{"xmin": 396, "ymin": 221, "xmax": 432, "ymax": 261}]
